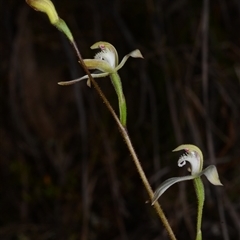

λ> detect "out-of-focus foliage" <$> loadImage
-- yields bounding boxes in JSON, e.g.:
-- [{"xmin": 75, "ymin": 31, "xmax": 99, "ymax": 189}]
[{"xmin": 0, "ymin": 0, "xmax": 240, "ymax": 239}]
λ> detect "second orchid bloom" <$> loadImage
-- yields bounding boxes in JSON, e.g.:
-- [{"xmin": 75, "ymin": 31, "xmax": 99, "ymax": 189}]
[
  {"xmin": 152, "ymin": 144, "xmax": 223, "ymax": 240},
  {"xmin": 152, "ymin": 144, "xmax": 223, "ymax": 204},
  {"xmin": 59, "ymin": 42, "xmax": 143, "ymax": 127}
]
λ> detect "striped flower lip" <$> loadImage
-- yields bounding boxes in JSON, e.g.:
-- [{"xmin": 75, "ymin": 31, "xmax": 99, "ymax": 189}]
[
  {"xmin": 94, "ymin": 47, "xmax": 116, "ymax": 68},
  {"xmin": 152, "ymin": 144, "xmax": 223, "ymax": 205},
  {"xmin": 58, "ymin": 41, "xmax": 143, "ymax": 86}
]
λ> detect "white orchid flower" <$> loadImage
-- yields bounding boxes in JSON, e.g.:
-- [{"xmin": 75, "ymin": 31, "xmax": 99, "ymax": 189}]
[
  {"xmin": 152, "ymin": 144, "xmax": 223, "ymax": 205},
  {"xmin": 58, "ymin": 41, "xmax": 143, "ymax": 127},
  {"xmin": 58, "ymin": 41, "xmax": 143, "ymax": 87}
]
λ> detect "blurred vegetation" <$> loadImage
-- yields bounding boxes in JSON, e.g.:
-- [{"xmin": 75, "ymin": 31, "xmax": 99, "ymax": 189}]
[{"xmin": 1, "ymin": 0, "xmax": 240, "ymax": 239}]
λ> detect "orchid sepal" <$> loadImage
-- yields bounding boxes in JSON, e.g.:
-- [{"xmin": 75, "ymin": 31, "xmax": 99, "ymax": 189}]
[
  {"xmin": 201, "ymin": 165, "xmax": 223, "ymax": 186},
  {"xmin": 115, "ymin": 49, "xmax": 143, "ymax": 72},
  {"xmin": 58, "ymin": 72, "xmax": 108, "ymax": 86},
  {"xmin": 152, "ymin": 175, "xmax": 197, "ymax": 205},
  {"xmin": 152, "ymin": 164, "xmax": 222, "ymax": 205}
]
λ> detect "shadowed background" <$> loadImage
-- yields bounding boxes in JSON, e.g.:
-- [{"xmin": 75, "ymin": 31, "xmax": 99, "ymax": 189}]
[{"xmin": 1, "ymin": 0, "xmax": 240, "ymax": 239}]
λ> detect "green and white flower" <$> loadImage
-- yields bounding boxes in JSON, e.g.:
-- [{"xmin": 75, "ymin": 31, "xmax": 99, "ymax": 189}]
[
  {"xmin": 59, "ymin": 41, "xmax": 143, "ymax": 127},
  {"xmin": 58, "ymin": 41, "xmax": 143, "ymax": 87},
  {"xmin": 152, "ymin": 144, "xmax": 223, "ymax": 205}
]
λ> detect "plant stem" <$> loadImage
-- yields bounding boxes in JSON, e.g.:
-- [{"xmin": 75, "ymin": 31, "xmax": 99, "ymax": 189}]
[
  {"xmin": 110, "ymin": 72, "xmax": 127, "ymax": 127},
  {"xmin": 193, "ymin": 177, "xmax": 205, "ymax": 240},
  {"xmin": 70, "ymin": 40, "xmax": 177, "ymax": 240}
]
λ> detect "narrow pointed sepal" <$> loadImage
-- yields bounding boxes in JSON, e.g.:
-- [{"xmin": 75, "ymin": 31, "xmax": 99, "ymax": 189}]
[
  {"xmin": 58, "ymin": 72, "xmax": 109, "ymax": 86},
  {"xmin": 152, "ymin": 175, "xmax": 196, "ymax": 205},
  {"xmin": 115, "ymin": 49, "xmax": 144, "ymax": 72}
]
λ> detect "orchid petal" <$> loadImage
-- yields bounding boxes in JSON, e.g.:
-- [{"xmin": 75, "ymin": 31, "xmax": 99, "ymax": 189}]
[
  {"xmin": 115, "ymin": 49, "xmax": 144, "ymax": 72},
  {"xmin": 84, "ymin": 59, "xmax": 114, "ymax": 73},
  {"xmin": 152, "ymin": 175, "xmax": 196, "ymax": 205},
  {"xmin": 58, "ymin": 72, "xmax": 109, "ymax": 86},
  {"xmin": 200, "ymin": 165, "xmax": 223, "ymax": 186}
]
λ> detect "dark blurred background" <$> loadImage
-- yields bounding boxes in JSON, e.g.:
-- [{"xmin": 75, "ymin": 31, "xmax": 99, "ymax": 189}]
[{"xmin": 1, "ymin": 0, "xmax": 240, "ymax": 239}]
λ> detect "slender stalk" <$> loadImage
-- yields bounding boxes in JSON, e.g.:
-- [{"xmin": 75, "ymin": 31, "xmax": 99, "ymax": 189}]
[
  {"xmin": 193, "ymin": 177, "xmax": 205, "ymax": 240},
  {"xmin": 71, "ymin": 40, "xmax": 177, "ymax": 240},
  {"xmin": 110, "ymin": 72, "xmax": 127, "ymax": 127}
]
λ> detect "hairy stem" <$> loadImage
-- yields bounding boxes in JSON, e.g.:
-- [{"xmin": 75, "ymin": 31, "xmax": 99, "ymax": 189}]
[{"xmin": 193, "ymin": 177, "xmax": 205, "ymax": 240}]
